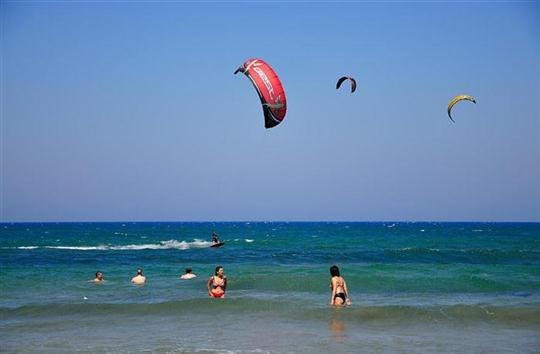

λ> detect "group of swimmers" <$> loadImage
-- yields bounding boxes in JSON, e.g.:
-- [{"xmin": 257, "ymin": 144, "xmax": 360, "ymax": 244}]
[
  {"xmin": 92, "ymin": 268, "xmax": 147, "ymax": 285},
  {"xmin": 91, "ymin": 264, "xmax": 350, "ymax": 305}
]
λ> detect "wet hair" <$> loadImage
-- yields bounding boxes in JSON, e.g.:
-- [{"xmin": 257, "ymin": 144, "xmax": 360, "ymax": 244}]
[
  {"xmin": 95, "ymin": 271, "xmax": 102, "ymax": 277},
  {"xmin": 136, "ymin": 268, "xmax": 143, "ymax": 275},
  {"xmin": 185, "ymin": 267, "xmax": 192, "ymax": 274},
  {"xmin": 330, "ymin": 265, "xmax": 340, "ymax": 277},
  {"xmin": 215, "ymin": 266, "xmax": 223, "ymax": 275}
]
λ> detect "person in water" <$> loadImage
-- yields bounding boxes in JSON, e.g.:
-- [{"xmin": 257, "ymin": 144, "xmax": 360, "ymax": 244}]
[
  {"xmin": 91, "ymin": 271, "xmax": 104, "ymax": 283},
  {"xmin": 207, "ymin": 266, "xmax": 227, "ymax": 298},
  {"xmin": 329, "ymin": 265, "xmax": 350, "ymax": 306},
  {"xmin": 211, "ymin": 231, "xmax": 220, "ymax": 245},
  {"xmin": 131, "ymin": 268, "xmax": 146, "ymax": 284},
  {"xmin": 180, "ymin": 267, "xmax": 196, "ymax": 279}
]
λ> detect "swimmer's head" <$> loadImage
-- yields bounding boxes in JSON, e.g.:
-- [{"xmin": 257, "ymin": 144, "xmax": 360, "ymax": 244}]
[
  {"xmin": 330, "ymin": 265, "xmax": 340, "ymax": 277},
  {"xmin": 185, "ymin": 267, "xmax": 192, "ymax": 274},
  {"xmin": 215, "ymin": 266, "xmax": 223, "ymax": 276},
  {"xmin": 136, "ymin": 268, "xmax": 143, "ymax": 275},
  {"xmin": 95, "ymin": 271, "xmax": 103, "ymax": 279}
]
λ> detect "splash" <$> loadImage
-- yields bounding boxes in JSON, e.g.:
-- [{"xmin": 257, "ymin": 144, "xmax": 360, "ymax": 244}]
[{"xmin": 15, "ymin": 239, "xmax": 212, "ymax": 251}]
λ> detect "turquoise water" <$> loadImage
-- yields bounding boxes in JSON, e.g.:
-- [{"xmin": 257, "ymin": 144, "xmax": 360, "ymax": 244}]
[{"xmin": 1, "ymin": 222, "xmax": 539, "ymax": 353}]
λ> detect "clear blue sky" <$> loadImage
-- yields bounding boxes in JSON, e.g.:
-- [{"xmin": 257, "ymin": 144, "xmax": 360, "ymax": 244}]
[{"xmin": 1, "ymin": 1, "xmax": 539, "ymax": 222}]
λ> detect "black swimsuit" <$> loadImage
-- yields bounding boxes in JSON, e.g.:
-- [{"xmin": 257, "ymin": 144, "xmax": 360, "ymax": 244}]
[
  {"xmin": 334, "ymin": 292, "xmax": 347, "ymax": 302},
  {"xmin": 333, "ymin": 277, "xmax": 347, "ymax": 302}
]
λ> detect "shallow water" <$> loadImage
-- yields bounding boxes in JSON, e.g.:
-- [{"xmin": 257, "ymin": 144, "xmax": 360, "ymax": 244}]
[{"xmin": 1, "ymin": 222, "xmax": 539, "ymax": 353}]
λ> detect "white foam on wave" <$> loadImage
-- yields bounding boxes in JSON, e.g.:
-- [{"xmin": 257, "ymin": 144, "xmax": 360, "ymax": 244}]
[
  {"xmin": 245, "ymin": 239, "xmax": 254, "ymax": 243},
  {"xmin": 49, "ymin": 245, "xmax": 109, "ymax": 250},
  {"xmin": 397, "ymin": 247, "xmax": 440, "ymax": 252},
  {"xmin": 15, "ymin": 239, "xmax": 212, "ymax": 251}
]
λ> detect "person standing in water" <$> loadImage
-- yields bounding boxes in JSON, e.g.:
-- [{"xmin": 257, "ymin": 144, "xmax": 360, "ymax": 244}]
[
  {"xmin": 180, "ymin": 267, "xmax": 196, "ymax": 279},
  {"xmin": 131, "ymin": 268, "xmax": 146, "ymax": 284},
  {"xmin": 329, "ymin": 265, "xmax": 350, "ymax": 306},
  {"xmin": 207, "ymin": 266, "xmax": 227, "ymax": 298}
]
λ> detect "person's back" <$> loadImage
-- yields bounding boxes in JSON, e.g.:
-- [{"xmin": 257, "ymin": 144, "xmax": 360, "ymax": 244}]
[
  {"xmin": 332, "ymin": 276, "xmax": 345, "ymax": 293},
  {"xmin": 329, "ymin": 265, "xmax": 350, "ymax": 306},
  {"xmin": 131, "ymin": 268, "xmax": 146, "ymax": 284}
]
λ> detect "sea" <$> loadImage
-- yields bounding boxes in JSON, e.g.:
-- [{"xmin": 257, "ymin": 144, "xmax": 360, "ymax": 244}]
[{"xmin": 1, "ymin": 222, "xmax": 539, "ymax": 353}]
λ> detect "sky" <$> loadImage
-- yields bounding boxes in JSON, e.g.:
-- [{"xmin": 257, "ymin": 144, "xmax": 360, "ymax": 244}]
[{"xmin": 1, "ymin": 1, "xmax": 539, "ymax": 222}]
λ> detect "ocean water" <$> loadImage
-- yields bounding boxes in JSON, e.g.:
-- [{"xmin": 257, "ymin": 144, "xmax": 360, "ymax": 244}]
[{"xmin": 1, "ymin": 222, "xmax": 539, "ymax": 353}]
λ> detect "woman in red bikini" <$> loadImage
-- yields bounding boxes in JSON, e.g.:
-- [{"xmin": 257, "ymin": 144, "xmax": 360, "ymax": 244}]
[{"xmin": 207, "ymin": 266, "xmax": 227, "ymax": 298}]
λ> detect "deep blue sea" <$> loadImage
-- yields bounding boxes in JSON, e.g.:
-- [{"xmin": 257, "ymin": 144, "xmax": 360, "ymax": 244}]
[{"xmin": 1, "ymin": 222, "xmax": 539, "ymax": 353}]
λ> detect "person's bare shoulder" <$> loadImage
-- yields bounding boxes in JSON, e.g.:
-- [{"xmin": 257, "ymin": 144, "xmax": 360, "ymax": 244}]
[
  {"xmin": 131, "ymin": 276, "xmax": 146, "ymax": 284},
  {"xmin": 180, "ymin": 274, "xmax": 196, "ymax": 279}
]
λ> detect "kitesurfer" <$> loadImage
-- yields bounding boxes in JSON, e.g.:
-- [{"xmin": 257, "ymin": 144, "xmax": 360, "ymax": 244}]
[{"xmin": 211, "ymin": 231, "xmax": 220, "ymax": 245}]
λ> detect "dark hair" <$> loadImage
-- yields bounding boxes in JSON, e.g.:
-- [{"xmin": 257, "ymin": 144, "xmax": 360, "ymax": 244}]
[
  {"xmin": 330, "ymin": 265, "xmax": 340, "ymax": 277},
  {"xmin": 185, "ymin": 267, "xmax": 192, "ymax": 274},
  {"xmin": 215, "ymin": 266, "xmax": 223, "ymax": 275},
  {"xmin": 95, "ymin": 271, "xmax": 102, "ymax": 277},
  {"xmin": 136, "ymin": 268, "xmax": 143, "ymax": 275}
]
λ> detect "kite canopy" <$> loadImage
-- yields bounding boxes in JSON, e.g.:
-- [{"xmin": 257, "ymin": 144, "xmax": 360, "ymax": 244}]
[
  {"xmin": 447, "ymin": 95, "xmax": 476, "ymax": 122},
  {"xmin": 336, "ymin": 76, "xmax": 356, "ymax": 93},
  {"xmin": 234, "ymin": 58, "xmax": 287, "ymax": 129}
]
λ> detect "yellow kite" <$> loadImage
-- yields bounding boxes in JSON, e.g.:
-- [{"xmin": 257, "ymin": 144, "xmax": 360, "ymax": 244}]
[{"xmin": 447, "ymin": 95, "xmax": 476, "ymax": 122}]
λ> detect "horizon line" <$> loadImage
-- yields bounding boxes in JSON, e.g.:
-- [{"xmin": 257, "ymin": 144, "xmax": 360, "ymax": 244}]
[{"xmin": 1, "ymin": 220, "xmax": 539, "ymax": 224}]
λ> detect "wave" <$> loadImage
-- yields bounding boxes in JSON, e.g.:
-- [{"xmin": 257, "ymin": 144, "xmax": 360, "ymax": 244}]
[
  {"xmin": 2, "ymin": 300, "xmax": 539, "ymax": 325},
  {"xmin": 12, "ymin": 239, "xmax": 212, "ymax": 251},
  {"xmin": 387, "ymin": 247, "xmax": 539, "ymax": 255}
]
